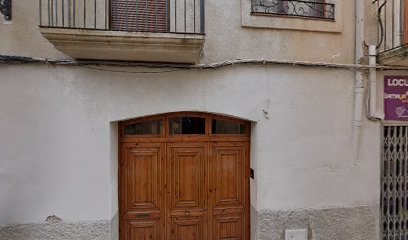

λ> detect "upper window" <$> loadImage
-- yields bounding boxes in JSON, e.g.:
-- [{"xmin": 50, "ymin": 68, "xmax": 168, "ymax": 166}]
[
  {"xmin": 121, "ymin": 113, "xmax": 250, "ymax": 137},
  {"xmin": 212, "ymin": 119, "xmax": 247, "ymax": 135},
  {"xmin": 124, "ymin": 119, "xmax": 163, "ymax": 135},
  {"xmin": 251, "ymin": 0, "xmax": 335, "ymax": 21},
  {"xmin": 169, "ymin": 117, "xmax": 206, "ymax": 135}
]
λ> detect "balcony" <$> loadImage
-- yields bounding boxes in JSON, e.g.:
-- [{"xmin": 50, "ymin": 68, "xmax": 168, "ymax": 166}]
[
  {"xmin": 39, "ymin": 0, "xmax": 205, "ymax": 64},
  {"xmin": 376, "ymin": 0, "xmax": 408, "ymax": 66}
]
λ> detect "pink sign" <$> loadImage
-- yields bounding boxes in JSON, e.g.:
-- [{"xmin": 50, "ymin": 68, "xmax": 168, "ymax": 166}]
[{"xmin": 384, "ymin": 76, "xmax": 408, "ymax": 121}]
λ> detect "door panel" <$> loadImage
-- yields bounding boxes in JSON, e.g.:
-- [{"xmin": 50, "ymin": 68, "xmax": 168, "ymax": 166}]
[
  {"xmin": 213, "ymin": 215, "xmax": 244, "ymax": 240},
  {"xmin": 211, "ymin": 143, "xmax": 246, "ymax": 208},
  {"xmin": 128, "ymin": 219, "xmax": 159, "ymax": 240},
  {"xmin": 171, "ymin": 217, "xmax": 204, "ymax": 240},
  {"xmin": 216, "ymin": 150, "xmax": 243, "ymax": 205},
  {"xmin": 167, "ymin": 142, "xmax": 208, "ymax": 240},
  {"xmin": 210, "ymin": 142, "xmax": 249, "ymax": 240},
  {"xmin": 127, "ymin": 151, "xmax": 157, "ymax": 209},
  {"xmin": 172, "ymin": 150, "xmax": 203, "ymax": 208},
  {"xmin": 120, "ymin": 143, "xmax": 165, "ymax": 240}
]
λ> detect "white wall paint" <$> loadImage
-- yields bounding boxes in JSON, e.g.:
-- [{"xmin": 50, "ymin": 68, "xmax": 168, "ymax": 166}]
[{"xmin": 0, "ymin": 64, "xmax": 381, "ymax": 224}]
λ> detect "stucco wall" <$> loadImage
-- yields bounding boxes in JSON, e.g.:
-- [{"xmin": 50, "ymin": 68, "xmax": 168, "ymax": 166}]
[
  {"xmin": 0, "ymin": 1, "xmax": 388, "ymax": 238},
  {"xmin": 0, "ymin": 64, "xmax": 380, "ymax": 225},
  {"xmin": 0, "ymin": 0, "xmax": 357, "ymax": 64}
]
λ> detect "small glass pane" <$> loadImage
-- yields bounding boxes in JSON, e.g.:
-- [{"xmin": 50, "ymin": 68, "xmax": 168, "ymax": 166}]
[
  {"xmin": 169, "ymin": 117, "xmax": 206, "ymax": 135},
  {"xmin": 124, "ymin": 120, "xmax": 162, "ymax": 135},
  {"xmin": 212, "ymin": 119, "xmax": 246, "ymax": 134}
]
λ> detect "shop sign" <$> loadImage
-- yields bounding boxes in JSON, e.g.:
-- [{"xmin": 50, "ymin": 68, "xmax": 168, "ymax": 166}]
[{"xmin": 384, "ymin": 76, "xmax": 408, "ymax": 121}]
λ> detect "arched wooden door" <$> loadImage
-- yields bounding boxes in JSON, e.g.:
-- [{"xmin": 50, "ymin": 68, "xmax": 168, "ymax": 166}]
[{"xmin": 119, "ymin": 112, "xmax": 250, "ymax": 240}]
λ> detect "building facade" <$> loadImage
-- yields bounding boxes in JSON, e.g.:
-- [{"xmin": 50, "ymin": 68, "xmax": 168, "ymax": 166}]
[{"xmin": 0, "ymin": 0, "xmax": 407, "ymax": 239}]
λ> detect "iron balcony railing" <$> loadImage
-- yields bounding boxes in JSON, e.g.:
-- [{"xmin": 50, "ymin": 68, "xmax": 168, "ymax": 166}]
[
  {"xmin": 375, "ymin": 0, "xmax": 406, "ymax": 53},
  {"xmin": 39, "ymin": 0, "xmax": 205, "ymax": 34},
  {"xmin": 251, "ymin": 0, "xmax": 335, "ymax": 21}
]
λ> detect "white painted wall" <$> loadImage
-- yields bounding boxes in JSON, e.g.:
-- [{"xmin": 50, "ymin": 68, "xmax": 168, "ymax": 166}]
[{"xmin": 0, "ymin": 64, "xmax": 381, "ymax": 224}]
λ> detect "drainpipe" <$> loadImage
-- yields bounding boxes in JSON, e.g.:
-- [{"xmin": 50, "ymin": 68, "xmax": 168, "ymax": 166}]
[
  {"xmin": 369, "ymin": 45, "xmax": 378, "ymax": 118},
  {"xmin": 353, "ymin": 0, "xmax": 365, "ymax": 159}
]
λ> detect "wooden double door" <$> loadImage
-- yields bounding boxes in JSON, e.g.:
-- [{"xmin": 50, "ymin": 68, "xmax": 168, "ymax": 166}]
[{"xmin": 119, "ymin": 113, "xmax": 250, "ymax": 240}]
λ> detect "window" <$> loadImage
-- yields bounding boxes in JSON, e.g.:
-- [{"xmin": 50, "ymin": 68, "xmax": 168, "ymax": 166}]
[
  {"xmin": 124, "ymin": 119, "xmax": 163, "ymax": 135},
  {"xmin": 242, "ymin": 0, "xmax": 341, "ymax": 32},
  {"xmin": 111, "ymin": 0, "xmax": 168, "ymax": 32},
  {"xmin": 169, "ymin": 117, "xmax": 206, "ymax": 135},
  {"xmin": 251, "ymin": 0, "xmax": 335, "ymax": 21},
  {"xmin": 212, "ymin": 119, "xmax": 247, "ymax": 135}
]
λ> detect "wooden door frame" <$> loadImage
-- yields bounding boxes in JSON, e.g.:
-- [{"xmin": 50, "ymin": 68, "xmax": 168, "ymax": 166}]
[{"xmin": 118, "ymin": 112, "xmax": 251, "ymax": 240}]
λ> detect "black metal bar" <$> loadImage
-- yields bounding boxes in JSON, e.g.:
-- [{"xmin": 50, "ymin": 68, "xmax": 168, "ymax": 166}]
[
  {"xmin": 48, "ymin": 0, "xmax": 51, "ymax": 26},
  {"xmin": 105, "ymin": 0, "xmax": 108, "ymax": 29},
  {"xmin": 50, "ymin": 0, "xmax": 54, "ymax": 26},
  {"xmin": 84, "ymin": 0, "xmax": 86, "ymax": 28},
  {"xmin": 175, "ymin": 0, "xmax": 177, "ymax": 32},
  {"xmin": 62, "ymin": 0, "xmax": 65, "ymax": 27},
  {"xmin": 184, "ymin": 0, "xmax": 186, "ymax": 32},
  {"xmin": 68, "ymin": 0, "xmax": 71, "ymax": 27},
  {"xmin": 73, "ymin": 0, "xmax": 76, "ymax": 27},
  {"xmin": 384, "ymin": 1, "xmax": 387, "ymax": 52},
  {"xmin": 125, "ymin": 0, "xmax": 128, "ymax": 31},
  {"xmin": 392, "ymin": 0, "xmax": 394, "ymax": 49},
  {"xmin": 94, "ymin": 0, "xmax": 97, "ymax": 29},
  {"xmin": 145, "ymin": 0, "xmax": 148, "ymax": 31},
  {"xmin": 193, "ymin": 0, "xmax": 195, "ymax": 33},
  {"xmin": 39, "ymin": 0, "xmax": 43, "ymax": 26},
  {"xmin": 200, "ymin": 0, "xmax": 204, "ymax": 33},
  {"xmin": 156, "ymin": 0, "xmax": 158, "ymax": 32},
  {"xmin": 55, "ymin": 0, "xmax": 58, "ymax": 26},
  {"xmin": 136, "ymin": 0, "xmax": 139, "ymax": 31},
  {"xmin": 114, "ymin": 0, "xmax": 118, "ymax": 30},
  {"xmin": 166, "ymin": 0, "xmax": 168, "ymax": 31},
  {"xmin": 400, "ymin": 0, "xmax": 403, "ymax": 45}
]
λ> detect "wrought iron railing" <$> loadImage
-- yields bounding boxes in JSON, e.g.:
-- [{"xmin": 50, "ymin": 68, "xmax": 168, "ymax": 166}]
[
  {"xmin": 39, "ymin": 0, "xmax": 205, "ymax": 34},
  {"xmin": 375, "ymin": 0, "xmax": 407, "ymax": 53},
  {"xmin": 251, "ymin": 0, "xmax": 334, "ymax": 21}
]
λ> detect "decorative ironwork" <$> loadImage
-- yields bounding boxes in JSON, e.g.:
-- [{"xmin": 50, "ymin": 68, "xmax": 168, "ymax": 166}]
[
  {"xmin": 38, "ymin": 0, "xmax": 205, "ymax": 34},
  {"xmin": 251, "ymin": 0, "xmax": 334, "ymax": 20},
  {"xmin": 0, "ymin": 0, "xmax": 11, "ymax": 21},
  {"xmin": 382, "ymin": 126, "xmax": 408, "ymax": 240},
  {"xmin": 374, "ymin": 0, "xmax": 405, "ymax": 53}
]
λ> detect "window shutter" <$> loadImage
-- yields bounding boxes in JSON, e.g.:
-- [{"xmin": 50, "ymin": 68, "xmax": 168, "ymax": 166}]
[{"xmin": 111, "ymin": 0, "xmax": 168, "ymax": 32}]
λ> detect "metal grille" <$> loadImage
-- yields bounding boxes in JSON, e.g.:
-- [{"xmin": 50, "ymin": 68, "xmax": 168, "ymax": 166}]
[
  {"xmin": 374, "ymin": 0, "xmax": 407, "ymax": 53},
  {"xmin": 251, "ymin": 0, "xmax": 335, "ymax": 21},
  {"xmin": 38, "ymin": 0, "xmax": 205, "ymax": 34},
  {"xmin": 383, "ymin": 126, "xmax": 408, "ymax": 240}
]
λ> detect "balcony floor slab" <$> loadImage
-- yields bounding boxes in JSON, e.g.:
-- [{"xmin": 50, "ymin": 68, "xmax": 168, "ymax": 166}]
[
  {"xmin": 378, "ymin": 45, "xmax": 408, "ymax": 67},
  {"xmin": 39, "ymin": 27, "xmax": 205, "ymax": 64}
]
